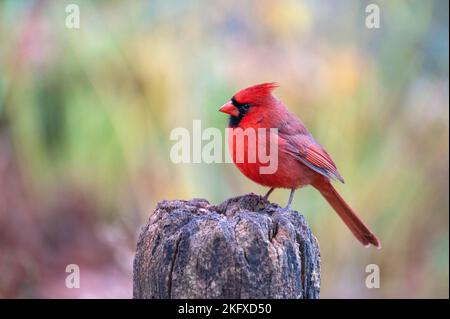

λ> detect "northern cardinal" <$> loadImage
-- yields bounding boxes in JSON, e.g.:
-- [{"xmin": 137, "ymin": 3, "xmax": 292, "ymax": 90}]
[{"xmin": 219, "ymin": 83, "xmax": 380, "ymax": 248}]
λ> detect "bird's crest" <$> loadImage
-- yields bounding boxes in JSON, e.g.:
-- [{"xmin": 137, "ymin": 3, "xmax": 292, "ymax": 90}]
[{"xmin": 233, "ymin": 82, "xmax": 279, "ymax": 104}]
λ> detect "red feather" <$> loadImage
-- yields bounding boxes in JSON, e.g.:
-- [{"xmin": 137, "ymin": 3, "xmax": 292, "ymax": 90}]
[{"xmin": 233, "ymin": 82, "xmax": 279, "ymax": 104}]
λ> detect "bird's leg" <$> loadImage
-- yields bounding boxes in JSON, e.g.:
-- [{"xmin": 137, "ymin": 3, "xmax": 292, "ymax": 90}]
[
  {"xmin": 263, "ymin": 187, "xmax": 275, "ymax": 200},
  {"xmin": 283, "ymin": 189, "xmax": 296, "ymax": 211}
]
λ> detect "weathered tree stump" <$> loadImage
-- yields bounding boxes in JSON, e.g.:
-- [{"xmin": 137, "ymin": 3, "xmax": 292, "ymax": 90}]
[{"xmin": 133, "ymin": 194, "xmax": 320, "ymax": 299}]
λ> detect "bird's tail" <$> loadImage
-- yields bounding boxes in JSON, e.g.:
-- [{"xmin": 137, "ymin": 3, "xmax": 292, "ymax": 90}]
[{"xmin": 313, "ymin": 179, "xmax": 381, "ymax": 248}]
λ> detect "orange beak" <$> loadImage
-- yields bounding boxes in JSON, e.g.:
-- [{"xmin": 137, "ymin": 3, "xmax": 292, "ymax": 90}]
[{"xmin": 219, "ymin": 101, "xmax": 239, "ymax": 117}]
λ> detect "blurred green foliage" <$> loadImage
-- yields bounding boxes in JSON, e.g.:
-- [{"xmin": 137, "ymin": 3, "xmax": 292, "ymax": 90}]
[{"xmin": 0, "ymin": 0, "xmax": 448, "ymax": 298}]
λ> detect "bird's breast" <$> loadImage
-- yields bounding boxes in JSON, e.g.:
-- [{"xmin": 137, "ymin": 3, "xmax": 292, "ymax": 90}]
[{"xmin": 227, "ymin": 127, "xmax": 315, "ymax": 188}]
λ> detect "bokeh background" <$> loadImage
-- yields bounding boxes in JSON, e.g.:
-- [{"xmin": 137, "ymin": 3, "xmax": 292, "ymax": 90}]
[{"xmin": 0, "ymin": 0, "xmax": 448, "ymax": 298}]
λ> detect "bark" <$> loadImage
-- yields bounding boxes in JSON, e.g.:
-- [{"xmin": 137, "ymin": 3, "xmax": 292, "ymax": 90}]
[{"xmin": 133, "ymin": 194, "xmax": 320, "ymax": 299}]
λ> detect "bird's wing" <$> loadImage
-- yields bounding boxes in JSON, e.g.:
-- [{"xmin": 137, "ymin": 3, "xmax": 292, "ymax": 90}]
[{"xmin": 282, "ymin": 134, "xmax": 345, "ymax": 183}]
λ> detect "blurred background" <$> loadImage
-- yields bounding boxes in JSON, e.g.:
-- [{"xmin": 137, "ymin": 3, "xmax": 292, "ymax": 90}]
[{"xmin": 0, "ymin": 0, "xmax": 448, "ymax": 298}]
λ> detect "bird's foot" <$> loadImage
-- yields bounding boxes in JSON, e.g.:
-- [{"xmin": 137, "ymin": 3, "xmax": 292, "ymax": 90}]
[
  {"xmin": 263, "ymin": 187, "xmax": 275, "ymax": 201},
  {"xmin": 280, "ymin": 189, "xmax": 296, "ymax": 212}
]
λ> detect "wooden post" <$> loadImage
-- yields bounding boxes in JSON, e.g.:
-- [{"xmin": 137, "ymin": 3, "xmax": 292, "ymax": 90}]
[{"xmin": 133, "ymin": 194, "xmax": 320, "ymax": 299}]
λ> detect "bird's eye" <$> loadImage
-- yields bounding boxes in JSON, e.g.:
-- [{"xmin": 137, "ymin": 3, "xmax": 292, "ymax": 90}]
[
  {"xmin": 241, "ymin": 104, "xmax": 250, "ymax": 111},
  {"xmin": 231, "ymin": 98, "xmax": 251, "ymax": 110}
]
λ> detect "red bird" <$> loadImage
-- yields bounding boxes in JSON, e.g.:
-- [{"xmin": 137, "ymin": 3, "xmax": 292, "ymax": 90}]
[{"xmin": 219, "ymin": 83, "xmax": 380, "ymax": 248}]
